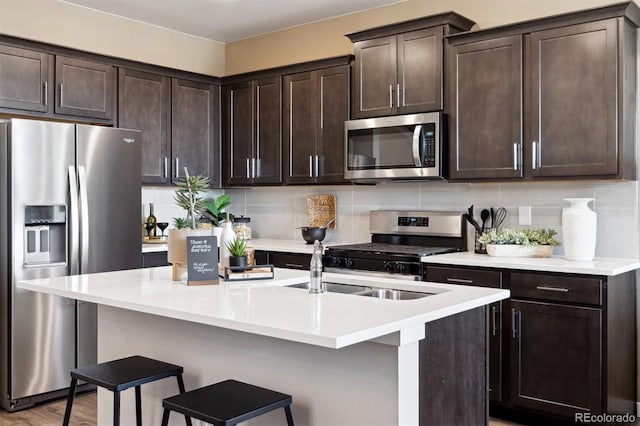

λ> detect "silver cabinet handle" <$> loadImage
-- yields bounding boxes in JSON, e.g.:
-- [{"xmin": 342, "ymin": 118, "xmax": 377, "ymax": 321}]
[
  {"xmin": 163, "ymin": 157, "xmax": 168, "ymax": 179},
  {"xmin": 389, "ymin": 85, "xmax": 393, "ymax": 108},
  {"xmin": 246, "ymin": 158, "xmax": 250, "ymax": 179},
  {"xmin": 532, "ymin": 141, "xmax": 537, "ymax": 169},
  {"xmin": 251, "ymin": 158, "xmax": 256, "ymax": 179},
  {"xmin": 43, "ymin": 81, "xmax": 48, "ymax": 106},
  {"xmin": 396, "ymin": 83, "xmax": 401, "ymax": 108},
  {"xmin": 309, "ymin": 156, "xmax": 313, "ymax": 178},
  {"xmin": 536, "ymin": 285, "xmax": 569, "ymax": 293},
  {"xmin": 60, "ymin": 83, "xmax": 64, "ymax": 107},
  {"xmin": 256, "ymin": 158, "xmax": 261, "ymax": 178},
  {"xmin": 491, "ymin": 305, "xmax": 498, "ymax": 336},
  {"xmin": 175, "ymin": 158, "xmax": 180, "ymax": 179},
  {"xmin": 446, "ymin": 277, "xmax": 473, "ymax": 284},
  {"xmin": 513, "ymin": 143, "xmax": 520, "ymax": 170},
  {"xmin": 314, "ymin": 155, "xmax": 319, "ymax": 177},
  {"xmin": 285, "ymin": 263, "xmax": 305, "ymax": 269},
  {"xmin": 511, "ymin": 308, "xmax": 518, "ymax": 339}
]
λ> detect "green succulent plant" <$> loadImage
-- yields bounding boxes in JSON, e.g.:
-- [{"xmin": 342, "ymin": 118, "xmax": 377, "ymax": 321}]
[
  {"xmin": 172, "ymin": 217, "xmax": 189, "ymax": 229},
  {"xmin": 226, "ymin": 238, "xmax": 247, "ymax": 257},
  {"xmin": 478, "ymin": 228, "xmax": 560, "ymax": 246}
]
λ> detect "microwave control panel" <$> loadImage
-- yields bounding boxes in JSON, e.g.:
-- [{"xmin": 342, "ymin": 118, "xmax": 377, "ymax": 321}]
[{"xmin": 423, "ymin": 123, "xmax": 436, "ymax": 167}]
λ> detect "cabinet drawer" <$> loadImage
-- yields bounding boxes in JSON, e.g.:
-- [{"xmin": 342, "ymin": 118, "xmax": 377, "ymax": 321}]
[
  {"xmin": 510, "ymin": 272, "xmax": 602, "ymax": 305},
  {"xmin": 425, "ymin": 265, "xmax": 502, "ymax": 288},
  {"xmin": 269, "ymin": 252, "xmax": 311, "ymax": 270}
]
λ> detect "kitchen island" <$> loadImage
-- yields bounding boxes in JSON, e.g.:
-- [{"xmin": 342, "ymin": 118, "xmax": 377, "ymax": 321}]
[{"xmin": 18, "ymin": 267, "xmax": 508, "ymax": 425}]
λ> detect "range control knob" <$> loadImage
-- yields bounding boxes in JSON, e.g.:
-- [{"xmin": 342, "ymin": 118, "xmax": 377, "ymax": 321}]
[
  {"xmin": 325, "ymin": 256, "xmax": 339, "ymax": 267},
  {"xmin": 396, "ymin": 263, "xmax": 408, "ymax": 273},
  {"xmin": 344, "ymin": 258, "xmax": 354, "ymax": 268},
  {"xmin": 384, "ymin": 262, "xmax": 394, "ymax": 272}
]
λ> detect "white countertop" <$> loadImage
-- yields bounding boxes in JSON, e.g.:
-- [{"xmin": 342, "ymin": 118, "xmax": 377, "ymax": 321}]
[
  {"xmin": 422, "ymin": 251, "xmax": 640, "ymax": 276},
  {"xmin": 17, "ymin": 267, "xmax": 508, "ymax": 349}
]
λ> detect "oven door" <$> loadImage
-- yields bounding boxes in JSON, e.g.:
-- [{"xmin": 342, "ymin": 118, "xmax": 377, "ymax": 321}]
[{"xmin": 344, "ymin": 112, "xmax": 442, "ymax": 180}]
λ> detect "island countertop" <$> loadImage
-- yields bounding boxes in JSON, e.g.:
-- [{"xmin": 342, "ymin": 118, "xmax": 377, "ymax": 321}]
[{"xmin": 17, "ymin": 267, "xmax": 508, "ymax": 349}]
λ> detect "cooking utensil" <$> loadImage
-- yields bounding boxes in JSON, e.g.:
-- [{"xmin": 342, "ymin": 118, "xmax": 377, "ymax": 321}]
[
  {"xmin": 480, "ymin": 209, "xmax": 490, "ymax": 231},
  {"xmin": 463, "ymin": 213, "xmax": 482, "ymax": 234},
  {"xmin": 300, "ymin": 227, "xmax": 326, "ymax": 244},
  {"xmin": 490, "ymin": 207, "xmax": 495, "ymax": 228},
  {"xmin": 319, "ymin": 217, "xmax": 335, "ymax": 229},
  {"xmin": 493, "ymin": 207, "xmax": 507, "ymax": 229}
]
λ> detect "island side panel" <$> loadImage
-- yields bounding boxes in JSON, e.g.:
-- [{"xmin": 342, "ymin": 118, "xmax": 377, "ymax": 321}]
[
  {"xmin": 97, "ymin": 305, "xmax": 408, "ymax": 425},
  {"xmin": 420, "ymin": 306, "xmax": 488, "ymax": 425}
]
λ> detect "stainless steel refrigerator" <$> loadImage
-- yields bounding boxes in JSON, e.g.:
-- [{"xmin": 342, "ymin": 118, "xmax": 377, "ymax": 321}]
[{"xmin": 0, "ymin": 118, "xmax": 142, "ymax": 411}]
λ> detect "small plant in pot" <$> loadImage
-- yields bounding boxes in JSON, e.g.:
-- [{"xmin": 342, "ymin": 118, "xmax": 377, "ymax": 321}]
[{"xmin": 226, "ymin": 237, "xmax": 248, "ymax": 270}]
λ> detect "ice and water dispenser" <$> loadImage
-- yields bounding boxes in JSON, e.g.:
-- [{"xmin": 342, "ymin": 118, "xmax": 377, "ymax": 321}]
[{"xmin": 23, "ymin": 205, "xmax": 66, "ymax": 266}]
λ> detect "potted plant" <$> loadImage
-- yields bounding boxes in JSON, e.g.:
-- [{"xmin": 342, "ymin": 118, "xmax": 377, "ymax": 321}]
[
  {"xmin": 167, "ymin": 168, "xmax": 212, "ymax": 280},
  {"xmin": 226, "ymin": 237, "xmax": 248, "ymax": 270},
  {"xmin": 202, "ymin": 194, "xmax": 233, "ymax": 243},
  {"xmin": 478, "ymin": 228, "xmax": 560, "ymax": 258}
]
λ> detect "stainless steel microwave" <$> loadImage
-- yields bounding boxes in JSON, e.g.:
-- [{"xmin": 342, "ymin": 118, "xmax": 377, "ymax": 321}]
[{"xmin": 344, "ymin": 112, "xmax": 445, "ymax": 181}]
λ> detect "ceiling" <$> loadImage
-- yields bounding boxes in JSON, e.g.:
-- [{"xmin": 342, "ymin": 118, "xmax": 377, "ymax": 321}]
[{"xmin": 60, "ymin": 0, "xmax": 406, "ymax": 43}]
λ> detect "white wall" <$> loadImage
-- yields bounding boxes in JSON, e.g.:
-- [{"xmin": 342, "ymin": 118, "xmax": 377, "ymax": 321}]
[{"xmin": 196, "ymin": 180, "xmax": 639, "ymax": 259}]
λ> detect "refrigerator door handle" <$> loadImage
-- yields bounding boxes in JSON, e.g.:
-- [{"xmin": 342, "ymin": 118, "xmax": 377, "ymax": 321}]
[
  {"xmin": 78, "ymin": 166, "xmax": 90, "ymax": 274},
  {"xmin": 68, "ymin": 166, "xmax": 80, "ymax": 275}
]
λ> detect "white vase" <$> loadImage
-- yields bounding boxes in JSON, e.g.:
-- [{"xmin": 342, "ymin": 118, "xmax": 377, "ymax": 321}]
[{"xmin": 562, "ymin": 198, "xmax": 596, "ymax": 261}]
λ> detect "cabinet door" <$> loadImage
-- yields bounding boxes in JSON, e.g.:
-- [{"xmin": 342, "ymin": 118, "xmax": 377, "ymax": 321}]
[
  {"xmin": 509, "ymin": 300, "xmax": 602, "ymax": 416},
  {"xmin": 118, "ymin": 69, "xmax": 170, "ymax": 184},
  {"xmin": 223, "ymin": 82, "xmax": 254, "ymax": 186},
  {"xmin": 283, "ymin": 71, "xmax": 317, "ymax": 184},
  {"xmin": 528, "ymin": 20, "xmax": 618, "ymax": 177},
  {"xmin": 171, "ymin": 78, "xmax": 219, "ymax": 185},
  {"xmin": 353, "ymin": 35, "xmax": 397, "ymax": 118},
  {"xmin": 254, "ymin": 77, "xmax": 282, "ymax": 185},
  {"xmin": 55, "ymin": 55, "xmax": 115, "ymax": 120},
  {"xmin": 397, "ymin": 27, "xmax": 443, "ymax": 114},
  {"xmin": 269, "ymin": 252, "xmax": 311, "ymax": 270},
  {"xmin": 0, "ymin": 44, "xmax": 52, "ymax": 112},
  {"xmin": 449, "ymin": 36, "xmax": 523, "ymax": 180},
  {"xmin": 316, "ymin": 65, "xmax": 349, "ymax": 184}
]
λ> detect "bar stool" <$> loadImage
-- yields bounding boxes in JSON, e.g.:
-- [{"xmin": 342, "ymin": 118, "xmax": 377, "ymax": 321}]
[
  {"xmin": 62, "ymin": 355, "xmax": 190, "ymax": 426},
  {"xmin": 161, "ymin": 379, "xmax": 294, "ymax": 426}
]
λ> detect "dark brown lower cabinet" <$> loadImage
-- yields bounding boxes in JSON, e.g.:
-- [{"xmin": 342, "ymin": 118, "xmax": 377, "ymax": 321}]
[
  {"xmin": 424, "ymin": 263, "xmax": 637, "ymax": 423},
  {"xmin": 254, "ymin": 250, "xmax": 311, "ymax": 270},
  {"xmin": 142, "ymin": 251, "xmax": 169, "ymax": 268},
  {"xmin": 508, "ymin": 300, "xmax": 602, "ymax": 417}
]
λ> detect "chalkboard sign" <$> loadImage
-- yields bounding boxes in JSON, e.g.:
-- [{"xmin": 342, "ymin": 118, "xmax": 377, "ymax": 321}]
[{"xmin": 186, "ymin": 236, "xmax": 219, "ymax": 285}]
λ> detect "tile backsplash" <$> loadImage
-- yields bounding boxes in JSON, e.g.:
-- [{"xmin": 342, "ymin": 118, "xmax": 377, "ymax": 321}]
[{"xmin": 143, "ymin": 180, "xmax": 639, "ymax": 259}]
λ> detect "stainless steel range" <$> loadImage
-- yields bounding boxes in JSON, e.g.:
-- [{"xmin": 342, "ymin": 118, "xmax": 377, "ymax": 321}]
[{"xmin": 323, "ymin": 210, "xmax": 466, "ymax": 280}]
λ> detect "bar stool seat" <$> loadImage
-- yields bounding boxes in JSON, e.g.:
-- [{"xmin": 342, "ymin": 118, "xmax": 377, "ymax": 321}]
[
  {"xmin": 63, "ymin": 355, "xmax": 189, "ymax": 426},
  {"xmin": 162, "ymin": 379, "xmax": 294, "ymax": 426}
]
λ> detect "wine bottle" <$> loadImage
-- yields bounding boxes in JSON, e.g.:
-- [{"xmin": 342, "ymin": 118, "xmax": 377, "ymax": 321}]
[{"xmin": 146, "ymin": 203, "xmax": 157, "ymax": 238}]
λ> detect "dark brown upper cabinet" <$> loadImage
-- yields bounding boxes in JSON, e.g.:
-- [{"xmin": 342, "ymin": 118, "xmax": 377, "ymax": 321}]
[
  {"xmin": 448, "ymin": 36, "xmax": 523, "ymax": 180},
  {"xmin": 172, "ymin": 78, "xmax": 220, "ymax": 187},
  {"xmin": 347, "ymin": 13, "xmax": 475, "ymax": 119},
  {"xmin": 283, "ymin": 64, "xmax": 350, "ymax": 184},
  {"xmin": 447, "ymin": 3, "xmax": 639, "ymax": 181},
  {"xmin": 222, "ymin": 77, "xmax": 282, "ymax": 186},
  {"xmin": 55, "ymin": 55, "xmax": 115, "ymax": 121},
  {"xmin": 118, "ymin": 68, "xmax": 171, "ymax": 184},
  {"xmin": 0, "ymin": 44, "xmax": 52, "ymax": 113}
]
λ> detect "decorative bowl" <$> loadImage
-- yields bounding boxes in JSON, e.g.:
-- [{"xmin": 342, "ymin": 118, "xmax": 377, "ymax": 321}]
[
  {"xmin": 486, "ymin": 244, "xmax": 553, "ymax": 258},
  {"xmin": 300, "ymin": 227, "xmax": 326, "ymax": 244}
]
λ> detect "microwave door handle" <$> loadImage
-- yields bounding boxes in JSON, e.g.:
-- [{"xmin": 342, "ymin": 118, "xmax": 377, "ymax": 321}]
[{"xmin": 412, "ymin": 125, "xmax": 423, "ymax": 167}]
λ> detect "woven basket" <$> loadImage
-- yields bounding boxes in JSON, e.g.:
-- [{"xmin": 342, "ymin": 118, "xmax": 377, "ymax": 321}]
[{"xmin": 307, "ymin": 195, "xmax": 336, "ymax": 229}]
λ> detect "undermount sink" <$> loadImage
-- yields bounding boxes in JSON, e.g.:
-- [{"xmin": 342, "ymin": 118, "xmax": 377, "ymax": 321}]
[
  {"xmin": 286, "ymin": 282, "xmax": 433, "ymax": 299},
  {"xmin": 354, "ymin": 288, "xmax": 432, "ymax": 300},
  {"xmin": 286, "ymin": 282, "xmax": 370, "ymax": 294}
]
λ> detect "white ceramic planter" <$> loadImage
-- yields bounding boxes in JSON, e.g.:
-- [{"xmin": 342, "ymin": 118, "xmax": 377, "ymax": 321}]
[
  {"xmin": 486, "ymin": 244, "xmax": 553, "ymax": 258},
  {"xmin": 562, "ymin": 198, "xmax": 596, "ymax": 261}
]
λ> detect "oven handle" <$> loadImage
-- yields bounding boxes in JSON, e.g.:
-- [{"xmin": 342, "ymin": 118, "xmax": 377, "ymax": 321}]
[{"xmin": 412, "ymin": 125, "xmax": 424, "ymax": 167}]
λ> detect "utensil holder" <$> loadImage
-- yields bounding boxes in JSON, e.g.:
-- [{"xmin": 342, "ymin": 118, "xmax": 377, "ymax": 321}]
[{"xmin": 474, "ymin": 227, "xmax": 493, "ymax": 254}]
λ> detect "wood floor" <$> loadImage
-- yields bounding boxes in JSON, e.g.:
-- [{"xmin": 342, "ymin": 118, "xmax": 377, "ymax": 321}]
[
  {"xmin": 0, "ymin": 391, "xmax": 524, "ymax": 426},
  {"xmin": 0, "ymin": 391, "xmax": 96, "ymax": 426}
]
